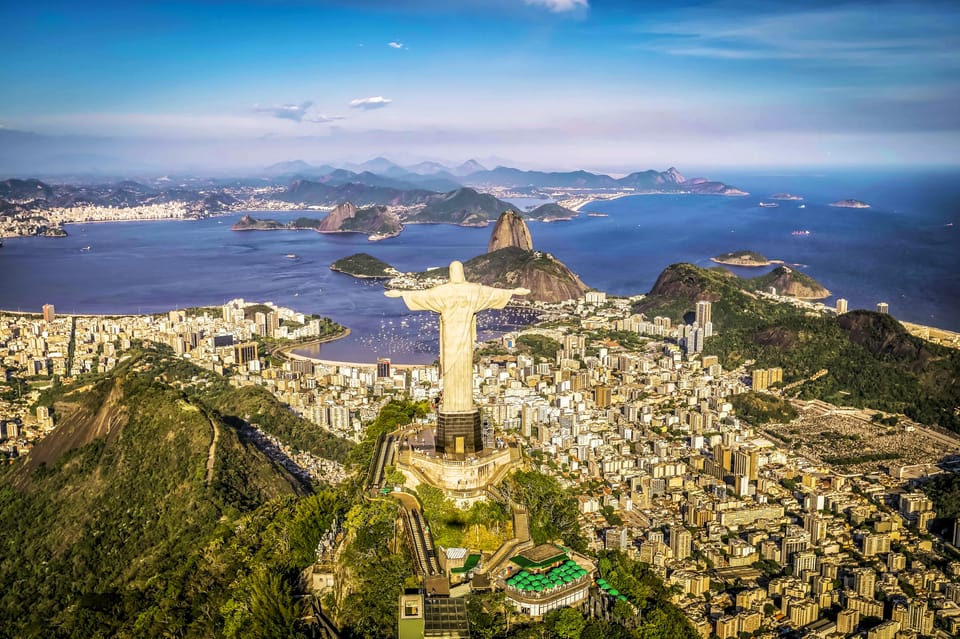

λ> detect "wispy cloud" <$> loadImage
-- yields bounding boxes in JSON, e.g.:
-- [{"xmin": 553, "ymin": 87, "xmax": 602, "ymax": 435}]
[
  {"xmin": 524, "ymin": 0, "xmax": 588, "ymax": 12},
  {"xmin": 637, "ymin": 4, "xmax": 960, "ymax": 69},
  {"xmin": 349, "ymin": 96, "xmax": 393, "ymax": 110},
  {"xmin": 305, "ymin": 114, "xmax": 346, "ymax": 124},
  {"xmin": 388, "ymin": 41, "xmax": 404, "ymax": 49},
  {"xmin": 254, "ymin": 101, "xmax": 315, "ymax": 122},
  {"xmin": 253, "ymin": 101, "xmax": 344, "ymax": 124}
]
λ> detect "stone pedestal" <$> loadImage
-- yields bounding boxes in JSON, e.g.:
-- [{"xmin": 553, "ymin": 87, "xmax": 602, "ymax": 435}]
[
  {"xmin": 436, "ymin": 410, "xmax": 483, "ymax": 456},
  {"xmin": 396, "ymin": 444, "xmax": 521, "ymax": 508}
]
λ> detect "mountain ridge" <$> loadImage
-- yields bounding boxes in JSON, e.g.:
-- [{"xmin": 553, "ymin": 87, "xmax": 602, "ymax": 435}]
[{"xmin": 0, "ymin": 348, "xmax": 333, "ymax": 636}]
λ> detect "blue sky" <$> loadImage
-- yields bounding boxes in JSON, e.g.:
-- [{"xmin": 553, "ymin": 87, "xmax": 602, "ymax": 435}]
[{"xmin": 1, "ymin": 0, "xmax": 958, "ymax": 171}]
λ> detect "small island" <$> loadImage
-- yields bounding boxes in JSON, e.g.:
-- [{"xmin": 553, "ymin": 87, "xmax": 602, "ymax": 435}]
[
  {"xmin": 771, "ymin": 193, "xmax": 804, "ymax": 201},
  {"xmin": 830, "ymin": 199, "xmax": 870, "ymax": 209},
  {"xmin": 231, "ymin": 214, "xmax": 322, "ymax": 231},
  {"xmin": 711, "ymin": 250, "xmax": 772, "ymax": 267},
  {"xmin": 330, "ymin": 253, "xmax": 398, "ymax": 279}
]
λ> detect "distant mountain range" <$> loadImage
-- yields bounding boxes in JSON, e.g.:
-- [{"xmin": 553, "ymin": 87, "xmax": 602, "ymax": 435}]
[
  {"xmin": 259, "ymin": 160, "xmax": 744, "ymax": 195},
  {"xmin": 0, "ymin": 177, "xmax": 237, "ymax": 216},
  {"xmin": 2, "ymin": 161, "xmax": 745, "ymax": 224}
]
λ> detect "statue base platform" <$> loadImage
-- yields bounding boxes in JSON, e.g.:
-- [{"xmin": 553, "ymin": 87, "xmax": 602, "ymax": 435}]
[
  {"xmin": 395, "ymin": 432, "xmax": 521, "ymax": 508},
  {"xmin": 435, "ymin": 409, "xmax": 483, "ymax": 456}
]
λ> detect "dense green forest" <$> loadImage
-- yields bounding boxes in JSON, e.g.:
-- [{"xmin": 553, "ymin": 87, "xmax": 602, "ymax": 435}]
[
  {"xmin": 921, "ymin": 472, "xmax": 960, "ymax": 539},
  {"xmin": 503, "ymin": 470, "xmax": 586, "ymax": 552},
  {"xmin": 516, "ymin": 333, "xmax": 562, "ymax": 362}
]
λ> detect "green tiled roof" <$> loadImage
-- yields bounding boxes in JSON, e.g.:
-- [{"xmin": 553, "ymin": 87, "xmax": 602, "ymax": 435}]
[{"xmin": 509, "ymin": 551, "xmax": 567, "ymax": 570}]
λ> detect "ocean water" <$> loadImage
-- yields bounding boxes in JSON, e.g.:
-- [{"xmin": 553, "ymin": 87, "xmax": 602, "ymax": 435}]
[{"xmin": 0, "ymin": 168, "xmax": 957, "ymax": 362}]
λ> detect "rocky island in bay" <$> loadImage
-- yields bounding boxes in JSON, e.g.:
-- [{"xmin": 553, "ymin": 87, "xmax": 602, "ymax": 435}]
[
  {"xmin": 710, "ymin": 250, "xmax": 773, "ymax": 267},
  {"xmin": 332, "ymin": 209, "xmax": 590, "ymax": 303},
  {"xmin": 830, "ymin": 199, "xmax": 871, "ymax": 208},
  {"xmin": 329, "ymin": 253, "xmax": 398, "ymax": 279},
  {"xmin": 231, "ymin": 202, "xmax": 403, "ymax": 240}
]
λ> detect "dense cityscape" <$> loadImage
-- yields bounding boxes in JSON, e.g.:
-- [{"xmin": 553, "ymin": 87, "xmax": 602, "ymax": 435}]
[{"xmin": 3, "ymin": 273, "xmax": 960, "ymax": 637}]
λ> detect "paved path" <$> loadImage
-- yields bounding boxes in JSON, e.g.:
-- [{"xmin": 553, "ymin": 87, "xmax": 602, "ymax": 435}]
[{"xmin": 205, "ymin": 416, "xmax": 220, "ymax": 487}]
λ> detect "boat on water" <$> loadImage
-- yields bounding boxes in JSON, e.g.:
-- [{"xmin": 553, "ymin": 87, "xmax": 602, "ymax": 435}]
[
  {"xmin": 798, "ymin": 204, "xmax": 806, "ymax": 209},
  {"xmin": 791, "ymin": 230, "xmax": 811, "ymax": 236},
  {"xmin": 80, "ymin": 246, "xmax": 92, "ymax": 252},
  {"xmin": 587, "ymin": 212, "xmax": 609, "ymax": 217},
  {"xmin": 285, "ymin": 253, "xmax": 299, "ymax": 259},
  {"xmin": 759, "ymin": 202, "xmax": 779, "ymax": 208}
]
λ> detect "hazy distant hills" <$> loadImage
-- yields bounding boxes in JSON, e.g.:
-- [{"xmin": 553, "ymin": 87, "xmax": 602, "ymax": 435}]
[
  {"xmin": 462, "ymin": 165, "xmax": 745, "ymax": 195},
  {"xmin": 2, "ymin": 158, "xmax": 745, "ymax": 219},
  {"xmin": 0, "ymin": 177, "xmax": 237, "ymax": 214},
  {"xmin": 258, "ymin": 159, "xmax": 743, "ymax": 196},
  {"xmin": 279, "ymin": 179, "xmax": 436, "ymax": 207},
  {"xmin": 406, "ymin": 187, "xmax": 516, "ymax": 225},
  {"xmin": 464, "ymin": 166, "xmax": 618, "ymax": 188},
  {"xmin": 344, "ymin": 161, "xmax": 742, "ymax": 195}
]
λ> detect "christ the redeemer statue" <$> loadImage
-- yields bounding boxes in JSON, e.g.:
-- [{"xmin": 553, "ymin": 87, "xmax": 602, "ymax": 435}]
[{"xmin": 386, "ymin": 261, "xmax": 528, "ymax": 455}]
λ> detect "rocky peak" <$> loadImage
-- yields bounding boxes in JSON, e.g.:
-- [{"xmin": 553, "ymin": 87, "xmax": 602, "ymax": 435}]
[
  {"xmin": 663, "ymin": 167, "xmax": 685, "ymax": 184},
  {"xmin": 318, "ymin": 201, "xmax": 358, "ymax": 232},
  {"xmin": 487, "ymin": 210, "xmax": 533, "ymax": 252}
]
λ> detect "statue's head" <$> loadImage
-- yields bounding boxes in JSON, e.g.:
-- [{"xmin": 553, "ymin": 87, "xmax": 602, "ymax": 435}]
[{"xmin": 449, "ymin": 260, "xmax": 466, "ymax": 283}]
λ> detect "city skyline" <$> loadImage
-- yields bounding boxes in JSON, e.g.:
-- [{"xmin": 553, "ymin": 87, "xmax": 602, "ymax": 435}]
[{"xmin": 1, "ymin": 0, "xmax": 959, "ymax": 173}]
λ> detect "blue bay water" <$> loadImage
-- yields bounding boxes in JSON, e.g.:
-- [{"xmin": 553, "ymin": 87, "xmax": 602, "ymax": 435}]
[{"xmin": 0, "ymin": 168, "xmax": 957, "ymax": 362}]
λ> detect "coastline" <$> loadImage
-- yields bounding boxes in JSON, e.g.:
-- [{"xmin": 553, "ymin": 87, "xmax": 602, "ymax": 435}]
[
  {"xmin": 272, "ymin": 328, "xmax": 353, "ymax": 362},
  {"xmin": 280, "ymin": 329, "xmax": 433, "ymax": 369},
  {"xmin": 566, "ymin": 189, "xmax": 749, "ymax": 212},
  {"xmin": 566, "ymin": 193, "xmax": 635, "ymax": 212},
  {"xmin": 329, "ymin": 266, "xmax": 391, "ymax": 280},
  {"xmin": 710, "ymin": 257, "xmax": 774, "ymax": 267},
  {"xmin": 711, "ymin": 257, "xmax": 787, "ymax": 267}
]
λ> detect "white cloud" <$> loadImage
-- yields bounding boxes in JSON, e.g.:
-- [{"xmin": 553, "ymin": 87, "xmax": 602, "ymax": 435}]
[
  {"xmin": 349, "ymin": 96, "xmax": 393, "ymax": 110},
  {"xmin": 388, "ymin": 41, "xmax": 404, "ymax": 49},
  {"xmin": 524, "ymin": 0, "xmax": 588, "ymax": 12}
]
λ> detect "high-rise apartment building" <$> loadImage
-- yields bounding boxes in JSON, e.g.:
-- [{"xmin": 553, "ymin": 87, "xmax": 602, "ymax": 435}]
[
  {"xmin": 42, "ymin": 304, "xmax": 55, "ymax": 322},
  {"xmin": 695, "ymin": 300, "xmax": 712, "ymax": 329},
  {"xmin": 836, "ymin": 609, "xmax": 859, "ymax": 635},
  {"xmin": 670, "ymin": 526, "xmax": 692, "ymax": 561},
  {"xmin": 594, "ymin": 385, "xmax": 611, "ymax": 409},
  {"xmin": 233, "ymin": 342, "xmax": 258, "ymax": 365},
  {"xmin": 877, "ymin": 302, "xmax": 889, "ymax": 314},
  {"xmin": 853, "ymin": 567, "xmax": 876, "ymax": 598},
  {"xmin": 836, "ymin": 298, "xmax": 848, "ymax": 314}
]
